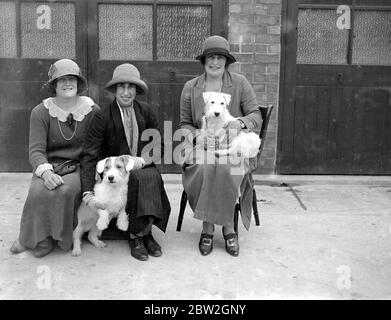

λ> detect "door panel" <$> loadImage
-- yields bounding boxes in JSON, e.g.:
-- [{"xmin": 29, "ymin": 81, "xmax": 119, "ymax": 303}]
[
  {"xmin": 87, "ymin": 0, "xmax": 227, "ymax": 173},
  {"xmin": 0, "ymin": 0, "xmax": 88, "ymax": 171},
  {"xmin": 278, "ymin": 0, "xmax": 391, "ymax": 174},
  {"xmin": 0, "ymin": 0, "xmax": 227, "ymax": 172}
]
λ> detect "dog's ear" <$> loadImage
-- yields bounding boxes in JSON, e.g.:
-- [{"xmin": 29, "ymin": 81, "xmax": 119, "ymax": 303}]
[
  {"xmin": 121, "ymin": 155, "xmax": 135, "ymax": 171},
  {"xmin": 96, "ymin": 158, "xmax": 107, "ymax": 174},
  {"xmin": 202, "ymin": 92, "xmax": 212, "ymax": 104},
  {"xmin": 221, "ymin": 93, "xmax": 231, "ymax": 106}
]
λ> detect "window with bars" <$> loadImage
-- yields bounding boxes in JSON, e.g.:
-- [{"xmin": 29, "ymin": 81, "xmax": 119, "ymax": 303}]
[
  {"xmin": 296, "ymin": 7, "xmax": 391, "ymax": 65},
  {"xmin": 0, "ymin": 1, "xmax": 76, "ymax": 59},
  {"xmin": 98, "ymin": 3, "xmax": 211, "ymax": 61}
]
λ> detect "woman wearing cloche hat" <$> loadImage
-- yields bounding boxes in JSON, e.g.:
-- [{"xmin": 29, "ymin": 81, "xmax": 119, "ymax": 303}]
[
  {"xmin": 80, "ymin": 63, "xmax": 171, "ymax": 262},
  {"xmin": 10, "ymin": 59, "xmax": 100, "ymax": 258},
  {"xmin": 180, "ymin": 35, "xmax": 263, "ymax": 257}
]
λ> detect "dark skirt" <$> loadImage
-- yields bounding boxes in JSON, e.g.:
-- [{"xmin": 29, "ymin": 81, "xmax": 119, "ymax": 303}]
[
  {"xmin": 18, "ymin": 170, "xmax": 81, "ymax": 251},
  {"xmin": 126, "ymin": 164, "xmax": 171, "ymax": 233}
]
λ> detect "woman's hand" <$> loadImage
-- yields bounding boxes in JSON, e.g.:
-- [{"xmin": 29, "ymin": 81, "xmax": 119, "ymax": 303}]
[
  {"xmin": 195, "ymin": 131, "xmax": 219, "ymax": 150},
  {"xmin": 41, "ymin": 170, "xmax": 64, "ymax": 190},
  {"xmin": 132, "ymin": 157, "xmax": 145, "ymax": 170},
  {"xmin": 223, "ymin": 120, "xmax": 242, "ymax": 146},
  {"xmin": 83, "ymin": 192, "xmax": 106, "ymax": 210}
]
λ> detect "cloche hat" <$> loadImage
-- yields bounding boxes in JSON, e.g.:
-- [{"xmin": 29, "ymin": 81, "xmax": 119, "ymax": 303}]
[
  {"xmin": 43, "ymin": 58, "xmax": 87, "ymax": 93},
  {"xmin": 105, "ymin": 64, "xmax": 148, "ymax": 95},
  {"xmin": 195, "ymin": 35, "xmax": 236, "ymax": 65}
]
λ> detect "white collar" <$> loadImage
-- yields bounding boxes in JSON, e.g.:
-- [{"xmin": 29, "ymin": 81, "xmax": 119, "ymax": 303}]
[{"xmin": 43, "ymin": 96, "xmax": 94, "ymax": 122}]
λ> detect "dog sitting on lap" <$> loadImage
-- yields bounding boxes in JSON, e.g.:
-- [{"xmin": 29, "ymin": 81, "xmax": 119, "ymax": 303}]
[{"xmin": 201, "ymin": 91, "xmax": 261, "ymax": 158}]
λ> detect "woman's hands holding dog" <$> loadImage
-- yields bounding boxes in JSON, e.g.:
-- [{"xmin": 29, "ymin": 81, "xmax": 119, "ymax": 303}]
[
  {"xmin": 131, "ymin": 157, "xmax": 145, "ymax": 170},
  {"xmin": 42, "ymin": 170, "xmax": 64, "ymax": 190},
  {"xmin": 222, "ymin": 120, "xmax": 242, "ymax": 146},
  {"xmin": 196, "ymin": 131, "xmax": 220, "ymax": 150},
  {"xmin": 83, "ymin": 192, "xmax": 107, "ymax": 210}
]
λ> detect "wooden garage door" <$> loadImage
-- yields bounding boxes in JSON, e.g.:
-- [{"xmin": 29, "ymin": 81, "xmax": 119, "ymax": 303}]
[
  {"xmin": 0, "ymin": 0, "xmax": 227, "ymax": 172},
  {"xmin": 0, "ymin": 0, "xmax": 88, "ymax": 171},
  {"xmin": 86, "ymin": 0, "xmax": 227, "ymax": 173},
  {"xmin": 278, "ymin": 0, "xmax": 391, "ymax": 174}
]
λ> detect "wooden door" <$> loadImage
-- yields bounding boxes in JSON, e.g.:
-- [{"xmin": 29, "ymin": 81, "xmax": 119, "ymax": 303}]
[
  {"xmin": 278, "ymin": 0, "xmax": 391, "ymax": 174},
  {"xmin": 86, "ymin": 0, "xmax": 228, "ymax": 173},
  {"xmin": 0, "ymin": 0, "xmax": 88, "ymax": 171}
]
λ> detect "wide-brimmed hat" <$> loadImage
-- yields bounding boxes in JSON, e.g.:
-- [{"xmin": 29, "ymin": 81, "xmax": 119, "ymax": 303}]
[
  {"xmin": 105, "ymin": 64, "xmax": 148, "ymax": 95},
  {"xmin": 195, "ymin": 35, "xmax": 236, "ymax": 65},
  {"xmin": 43, "ymin": 58, "xmax": 87, "ymax": 93}
]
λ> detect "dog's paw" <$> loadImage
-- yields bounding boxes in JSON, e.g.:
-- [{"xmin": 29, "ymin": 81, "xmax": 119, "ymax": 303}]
[
  {"xmin": 96, "ymin": 219, "xmax": 109, "ymax": 231},
  {"xmin": 92, "ymin": 240, "xmax": 106, "ymax": 248},
  {"xmin": 117, "ymin": 218, "xmax": 129, "ymax": 231},
  {"xmin": 71, "ymin": 247, "xmax": 82, "ymax": 257}
]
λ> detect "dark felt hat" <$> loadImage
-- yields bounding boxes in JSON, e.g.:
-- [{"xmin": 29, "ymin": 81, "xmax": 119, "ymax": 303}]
[{"xmin": 195, "ymin": 35, "xmax": 236, "ymax": 65}]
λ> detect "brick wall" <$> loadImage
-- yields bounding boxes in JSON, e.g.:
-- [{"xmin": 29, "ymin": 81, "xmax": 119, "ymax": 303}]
[{"xmin": 228, "ymin": 0, "xmax": 282, "ymax": 174}]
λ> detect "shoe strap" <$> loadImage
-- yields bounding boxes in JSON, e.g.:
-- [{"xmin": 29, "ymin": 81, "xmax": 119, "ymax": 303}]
[
  {"xmin": 201, "ymin": 238, "xmax": 213, "ymax": 246},
  {"xmin": 226, "ymin": 238, "xmax": 238, "ymax": 247},
  {"xmin": 223, "ymin": 233, "xmax": 237, "ymax": 241},
  {"xmin": 200, "ymin": 233, "xmax": 213, "ymax": 246}
]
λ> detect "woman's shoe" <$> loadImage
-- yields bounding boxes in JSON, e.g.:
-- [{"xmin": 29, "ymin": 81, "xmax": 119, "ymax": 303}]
[
  {"xmin": 10, "ymin": 239, "xmax": 27, "ymax": 254},
  {"xmin": 32, "ymin": 237, "xmax": 53, "ymax": 258},
  {"xmin": 199, "ymin": 233, "xmax": 213, "ymax": 256},
  {"xmin": 223, "ymin": 232, "xmax": 239, "ymax": 257}
]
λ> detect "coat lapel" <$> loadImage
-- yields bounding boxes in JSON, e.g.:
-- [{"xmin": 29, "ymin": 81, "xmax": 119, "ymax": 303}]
[
  {"xmin": 132, "ymin": 100, "xmax": 145, "ymax": 155},
  {"xmin": 193, "ymin": 75, "xmax": 206, "ymax": 128},
  {"xmin": 221, "ymin": 70, "xmax": 235, "ymax": 114}
]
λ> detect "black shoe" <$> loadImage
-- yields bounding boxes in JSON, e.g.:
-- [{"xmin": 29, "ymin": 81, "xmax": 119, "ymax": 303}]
[
  {"xmin": 223, "ymin": 232, "xmax": 239, "ymax": 257},
  {"xmin": 199, "ymin": 233, "xmax": 213, "ymax": 256},
  {"xmin": 129, "ymin": 237, "xmax": 149, "ymax": 261},
  {"xmin": 143, "ymin": 233, "xmax": 162, "ymax": 257}
]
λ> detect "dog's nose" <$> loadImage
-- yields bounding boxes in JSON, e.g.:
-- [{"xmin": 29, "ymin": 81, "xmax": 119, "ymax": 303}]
[
  {"xmin": 214, "ymin": 112, "xmax": 220, "ymax": 117},
  {"xmin": 108, "ymin": 175, "xmax": 114, "ymax": 182}
]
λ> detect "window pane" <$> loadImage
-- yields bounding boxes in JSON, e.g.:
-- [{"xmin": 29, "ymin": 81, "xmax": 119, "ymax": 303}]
[
  {"xmin": 99, "ymin": 4, "xmax": 153, "ymax": 60},
  {"xmin": 0, "ymin": 1, "xmax": 17, "ymax": 58},
  {"xmin": 157, "ymin": 5, "xmax": 211, "ymax": 61},
  {"xmin": 352, "ymin": 10, "xmax": 391, "ymax": 65},
  {"xmin": 297, "ymin": 9, "xmax": 349, "ymax": 64},
  {"xmin": 21, "ymin": 2, "xmax": 75, "ymax": 59}
]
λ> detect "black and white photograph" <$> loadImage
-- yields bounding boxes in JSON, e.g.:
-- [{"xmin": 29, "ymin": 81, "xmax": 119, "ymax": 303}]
[{"xmin": 0, "ymin": 0, "xmax": 390, "ymax": 304}]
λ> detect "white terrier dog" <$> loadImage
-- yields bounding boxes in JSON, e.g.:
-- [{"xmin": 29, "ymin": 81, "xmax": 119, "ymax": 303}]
[
  {"xmin": 201, "ymin": 91, "xmax": 261, "ymax": 158},
  {"xmin": 71, "ymin": 155, "xmax": 134, "ymax": 256}
]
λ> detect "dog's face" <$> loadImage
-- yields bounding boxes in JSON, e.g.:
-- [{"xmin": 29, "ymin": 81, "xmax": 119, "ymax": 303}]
[
  {"xmin": 203, "ymin": 92, "xmax": 231, "ymax": 120},
  {"xmin": 96, "ymin": 156, "xmax": 134, "ymax": 184}
]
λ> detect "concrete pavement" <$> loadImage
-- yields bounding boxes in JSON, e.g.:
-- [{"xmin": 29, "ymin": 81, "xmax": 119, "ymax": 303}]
[{"xmin": 0, "ymin": 173, "xmax": 390, "ymax": 300}]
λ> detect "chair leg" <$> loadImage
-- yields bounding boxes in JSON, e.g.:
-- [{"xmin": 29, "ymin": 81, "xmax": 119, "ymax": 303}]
[
  {"xmin": 234, "ymin": 203, "xmax": 240, "ymax": 234},
  {"xmin": 176, "ymin": 191, "xmax": 188, "ymax": 231},
  {"xmin": 252, "ymin": 189, "xmax": 260, "ymax": 226}
]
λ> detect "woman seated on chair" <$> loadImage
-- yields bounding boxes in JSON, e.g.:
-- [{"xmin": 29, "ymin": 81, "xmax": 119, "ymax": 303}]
[
  {"xmin": 179, "ymin": 35, "xmax": 263, "ymax": 257},
  {"xmin": 10, "ymin": 59, "xmax": 99, "ymax": 258}
]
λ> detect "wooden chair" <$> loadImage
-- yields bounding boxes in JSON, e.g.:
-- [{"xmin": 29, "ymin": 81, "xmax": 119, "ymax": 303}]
[{"xmin": 176, "ymin": 104, "xmax": 274, "ymax": 232}]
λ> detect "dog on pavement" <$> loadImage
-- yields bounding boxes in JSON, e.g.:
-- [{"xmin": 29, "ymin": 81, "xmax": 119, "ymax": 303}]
[
  {"xmin": 71, "ymin": 155, "xmax": 134, "ymax": 256},
  {"xmin": 201, "ymin": 91, "xmax": 261, "ymax": 158}
]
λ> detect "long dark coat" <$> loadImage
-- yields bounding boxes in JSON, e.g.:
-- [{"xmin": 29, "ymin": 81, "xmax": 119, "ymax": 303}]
[{"xmin": 80, "ymin": 99, "xmax": 170, "ymax": 232}]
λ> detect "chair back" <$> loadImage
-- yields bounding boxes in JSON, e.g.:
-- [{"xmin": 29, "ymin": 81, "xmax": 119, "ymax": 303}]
[{"xmin": 257, "ymin": 105, "xmax": 274, "ymax": 158}]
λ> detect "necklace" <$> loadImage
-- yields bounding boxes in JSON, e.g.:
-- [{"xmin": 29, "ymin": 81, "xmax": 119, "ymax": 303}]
[{"xmin": 57, "ymin": 118, "xmax": 77, "ymax": 141}]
